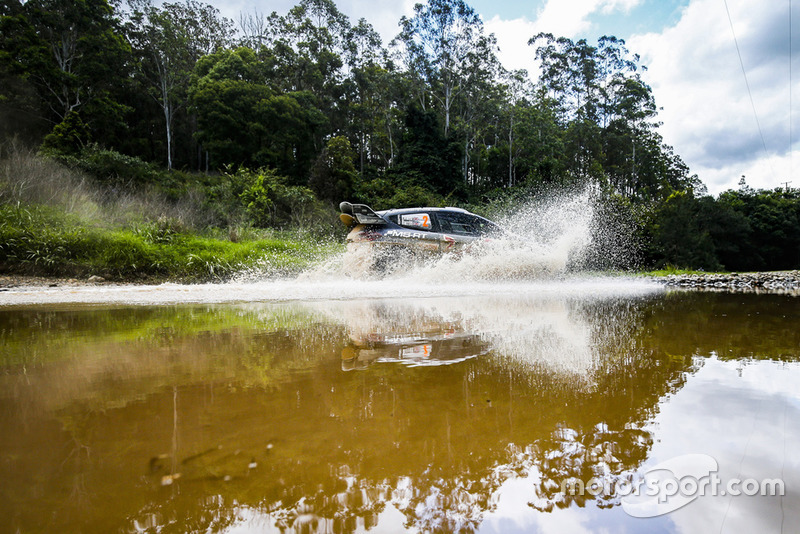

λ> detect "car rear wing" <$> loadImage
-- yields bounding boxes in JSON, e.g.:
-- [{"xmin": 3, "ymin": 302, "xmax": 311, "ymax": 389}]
[{"xmin": 339, "ymin": 202, "xmax": 386, "ymax": 226}]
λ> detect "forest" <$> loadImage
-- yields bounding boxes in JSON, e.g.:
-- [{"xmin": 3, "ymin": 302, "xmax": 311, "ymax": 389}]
[{"xmin": 1, "ymin": 0, "xmax": 798, "ymax": 275}]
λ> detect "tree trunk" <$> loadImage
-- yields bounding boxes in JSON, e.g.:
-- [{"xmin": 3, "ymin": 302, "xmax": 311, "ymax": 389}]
[{"xmin": 508, "ymin": 112, "xmax": 514, "ymax": 187}]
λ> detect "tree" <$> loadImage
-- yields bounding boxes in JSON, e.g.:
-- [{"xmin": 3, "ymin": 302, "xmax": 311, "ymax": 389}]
[
  {"xmin": 392, "ymin": 105, "xmax": 462, "ymax": 197},
  {"xmin": 718, "ymin": 188, "xmax": 800, "ymax": 270},
  {"xmin": 501, "ymin": 70, "xmax": 530, "ymax": 187},
  {"xmin": 281, "ymin": 0, "xmax": 349, "ymax": 109},
  {"xmin": 309, "ymin": 136, "xmax": 358, "ymax": 202},
  {"xmin": 0, "ymin": 0, "xmax": 51, "ymax": 144},
  {"xmin": 40, "ymin": 110, "xmax": 91, "ymax": 155},
  {"xmin": 528, "ymin": 34, "xmax": 691, "ymax": 200},
  {"xmin": 342, "ymin": 18, "xmax": 387, "ymax": 175},
  {"xmin": 396, "ymin": 0, "xmax": 493, "ymax": 137},
  {"xmin": 189, "ymin": 48, "xmax": 273, "ymax": 167},
  {"xmin": 0, "ymin": 0, "xmax": 130, "ymax": 137},
  {"xmin": 126, "ymin": 0, "xmax": 233, "ymax": 169},
  {"xmin": 646, "ymin": 192, "xmax": 721, "ymax": 270},
  {"xmin": 189, "ymin": 48, "xmax": 327, "ymax": 181}
]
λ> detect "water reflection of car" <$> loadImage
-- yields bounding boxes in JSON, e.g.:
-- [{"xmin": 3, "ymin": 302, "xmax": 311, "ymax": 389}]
[
  {"xmin": 339, "ymin": 202, "xmax": 504, "ymax": 272},
  {"xmin": 341, "ymin": 330, "xmax": 491, "ymax": 371}
]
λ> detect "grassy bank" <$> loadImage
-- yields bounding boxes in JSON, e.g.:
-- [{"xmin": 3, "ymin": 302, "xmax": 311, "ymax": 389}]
[
  {"xmin": 0, "ymin": 204, "xmax": 340, "ymax": 282},
  {"xmin": 641, "ymin": 266, "xmax": 710, "ymax": 277},
  {"xmin": 0, "ymin": 146, "xmax": 343, "ymax": 282}
]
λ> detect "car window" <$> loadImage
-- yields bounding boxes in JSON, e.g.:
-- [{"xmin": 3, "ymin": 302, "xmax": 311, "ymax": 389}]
[
  {"xmin": 436, "ymin": 212, "xmax": 501, "ymax": 237},
  {"xmin": 475, "ymin": 218, "xmax": 503, "ymax": 236},
  {"xmin": 398, "ymin": 213, "xmax": 433, "ymax": 231},
  {"xmin": 436, "ymin": 212, "xmax": 479, "ymax": 236}
]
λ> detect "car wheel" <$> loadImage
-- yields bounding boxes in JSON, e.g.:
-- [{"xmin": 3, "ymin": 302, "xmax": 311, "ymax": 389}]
[{"xmin": 372, "ymin": 245, "xmax": 417, "ymax": 276}]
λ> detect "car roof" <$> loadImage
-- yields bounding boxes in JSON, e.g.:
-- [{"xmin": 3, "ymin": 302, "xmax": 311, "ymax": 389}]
[{"xmin": 378, "ymin": 206, "xmax": 473, "ymax": 216}]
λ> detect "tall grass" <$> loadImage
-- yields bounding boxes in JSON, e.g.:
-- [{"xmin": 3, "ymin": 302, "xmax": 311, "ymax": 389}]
[
  {"xmin": 0, "ymin": 143, "xmax": 341, "ymax": 281},
  {"xmin": 0, "ymin": 141, "xmax": 208, "ymax": 228},
  {"xmin": 0, "ymin": 203, "xmax": 332, "ymax": 280}
]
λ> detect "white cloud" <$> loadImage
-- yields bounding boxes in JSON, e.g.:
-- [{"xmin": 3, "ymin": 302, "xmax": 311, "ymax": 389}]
[
  {"xmin": 535, "ymin": 0, "xmax": 639, "ymax": 37},
  {"xmin": 628, "ymin": 0, "xmax": 799, "ymax": 194},
  {"xmin": 485, "ymin": 0, "xmax": 642, "ymax": 77},
  {"xmin": 335, "ymin": 0, "xmax": 417, "ymax": 44},
  {"xmin": 484, "ymin": 16, "xmax": 539, "ymax": 74}
]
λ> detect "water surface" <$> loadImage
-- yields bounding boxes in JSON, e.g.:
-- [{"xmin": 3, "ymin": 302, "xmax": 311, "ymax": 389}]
[{"xmin": 1, "ymin": 283, "xmax": 798, "ymax": 533}]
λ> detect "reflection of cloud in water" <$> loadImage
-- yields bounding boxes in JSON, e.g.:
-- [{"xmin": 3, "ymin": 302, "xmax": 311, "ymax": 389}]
[{"xmin": 5, "ymin": 290, "xmax": 734, "ymax": 534}]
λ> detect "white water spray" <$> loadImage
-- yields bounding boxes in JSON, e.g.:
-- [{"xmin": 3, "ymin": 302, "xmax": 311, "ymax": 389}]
[
  {"xmin": 305, "ymin": 187, "xmax": 631, "ymax": 283},
  {"xmin": 0, "ymin": 189, "xmax": 652, "ymax": 307}
]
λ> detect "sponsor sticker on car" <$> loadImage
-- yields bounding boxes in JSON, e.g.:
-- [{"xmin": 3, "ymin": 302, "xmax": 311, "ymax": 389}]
[{"xmin": 400, "ymin": 213, "xmax": 432, "ymax": 230}]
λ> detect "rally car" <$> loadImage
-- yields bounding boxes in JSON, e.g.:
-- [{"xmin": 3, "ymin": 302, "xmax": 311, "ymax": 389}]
[{"xmin": 339, "ymin": 201, "xmax": 504, "ymax": 273}]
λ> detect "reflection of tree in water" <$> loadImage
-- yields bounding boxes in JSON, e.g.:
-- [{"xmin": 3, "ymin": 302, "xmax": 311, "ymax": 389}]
[
  {"xmin": 526, "ymin": 423, "xmax": 653, "ymax": 511},
  {"xmin": 241, "ymin": 297, "xmax": 698, "ymax": 532},
  {"xmin": 2, "ymin": 296, "xmax": 707, "ymax": 533},
  {"xmin": 162, "ymin": 359, "xmax": 691, "ymax": 533}
]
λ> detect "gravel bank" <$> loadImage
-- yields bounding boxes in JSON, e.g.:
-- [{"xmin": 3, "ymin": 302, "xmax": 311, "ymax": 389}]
[
  {"xmin": 0, "ymin": 274, "xmax": 139, "ymax": 289},
  {"xmin": 657, "ymin": 271, "xmax": 800, "ymax": 291}
]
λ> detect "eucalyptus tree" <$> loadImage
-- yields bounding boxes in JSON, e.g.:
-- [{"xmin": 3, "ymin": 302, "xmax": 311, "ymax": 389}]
[
  {"xmin": 453, "ymin": 31, "xmax": 503, "ymax": 187},
  {"xmin": 342, "ymin": 18, "xmax": 397, "ymax": 174},
  {"xmin": 126, "ymin": 0, "xmax": 233, "ymax": 169},
  {"xmin": 282, "ymin": 0, "xmax": 350, "ymax": 92},
  {"xmin": 529, "ymin": 34, "xmax": 604, "ymax": 180},
  {"xmin": 0, "ymin": 0, "xmax": 129, "ymax": 134},
  {"xmin": 514, "ymin": 93, "xmax": 566, "ymax": 184},
  {"xmin": 396, "ymin": 0, "xmax": 496, "ymax": 138},
  {"xmin": 491, "ymin": 69, "xmax": 530, "ymax": 188},
  {"xmin": 527, "ymin": 33, "xmax": 687, "ymax": 197}
]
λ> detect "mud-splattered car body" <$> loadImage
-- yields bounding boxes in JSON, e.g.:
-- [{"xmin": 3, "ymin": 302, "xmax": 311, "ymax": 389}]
[{"xmin": 339, "ymin": 201, "xmax": 503, "ymax": 272}]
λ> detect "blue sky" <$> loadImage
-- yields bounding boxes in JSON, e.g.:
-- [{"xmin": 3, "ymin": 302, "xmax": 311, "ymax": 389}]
[
  {"xmin": 470, "ymin": 0, "xmax": 686, "ymax": 39},
  {"xmin": 204, "ymin": 0, "xmax": 799, "ymax": 195}
]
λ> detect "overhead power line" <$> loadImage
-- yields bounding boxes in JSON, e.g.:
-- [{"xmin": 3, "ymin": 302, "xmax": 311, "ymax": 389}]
[{"xmin": 723, "ymin": 0, "xmax": 775, "ymax": 180}]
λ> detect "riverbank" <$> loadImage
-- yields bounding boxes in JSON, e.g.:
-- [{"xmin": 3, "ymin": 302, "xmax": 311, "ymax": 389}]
[
  {"xmin": 654, "ymin": 271, "xmax": 800, "ymax": 290},
  {"xmin": 0, "ymin": 204, "xmax": 341, "ymax": 284},
  {"xmin": 0, "ymin": 274, "xmax": 117, "ymax": 289}
]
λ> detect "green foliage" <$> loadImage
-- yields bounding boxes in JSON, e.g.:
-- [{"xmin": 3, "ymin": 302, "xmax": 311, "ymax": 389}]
[
  {"xmin": 644, "ymin": 188, "xmax": 800, "ymax": 271},
  {"xmin": 189, "ymin": 48, "xmax": 327, "ymax": 182},
  {"xmin": 2, "ymin": 0, "xmax": 800, "ymax": 274},
  {"xmin": 40, "ymin": 111, "xmax": 91, "ymax": 155},
  {"xmin": 645, "ymin": 192, "xmax": 722, "ymax": 271},
  {"xmin": 53, "ymin": 144, "xmax": 164, "ymax": 186},
  {"xmin": 385, "ymin": 185, "xmax": 446, "ymax": 209},
  {"xmin": 0, "ymin": 205, "xmax": 96, "ymax": 274},
  {"xmin": 717, "ymin": 188, "xmax": 800, "ymax": 270},
  {"xmin": 393, "ymin": 106, "xmax": 463, "ymax": 198},
  {"xmin": 227, "ymin": 166, "xmax": 333, "ymax": 232},
  {"xmin": 0, "ymin": 203, "xmax": 330, "ymax": 280},
  {"xmin": 0, "ymin": 0, "xmax": 131, "ymax": 131},
  {"xmin": 308, "ymin": 136, "xmax": 358, "ymax": 202}
]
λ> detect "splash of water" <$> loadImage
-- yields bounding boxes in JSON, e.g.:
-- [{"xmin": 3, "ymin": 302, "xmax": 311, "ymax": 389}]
[
  {"xmin": 305, "ymin": 186, "xmax": 632, "ymax": 283},
  {"xmin": 0, "ymin": 188, "xmax": 652, "ymax": 307}
]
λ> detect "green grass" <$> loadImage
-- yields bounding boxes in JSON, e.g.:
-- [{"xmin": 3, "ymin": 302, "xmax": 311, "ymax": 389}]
[
  {"xmin": 0, "ymin": 203, "xmax": 341, "ymax": 282},
  {"xmin": 641, "ymin": 266, "xmax": 726, "ymax": 277}
]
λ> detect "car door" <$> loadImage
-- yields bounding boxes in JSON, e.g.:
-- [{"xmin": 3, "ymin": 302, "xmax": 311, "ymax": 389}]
[
  {"xmin": 433, "ymin": 211, "xmax": 483, "ymax": 251},
  {"xmin": 389, "ymin": 211, "xmax": 443, "ymax": 252}
]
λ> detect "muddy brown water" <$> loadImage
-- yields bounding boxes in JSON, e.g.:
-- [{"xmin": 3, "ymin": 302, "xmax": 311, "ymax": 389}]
[{"xmin": 1, "ymin": 286, "xmax": 798, "ymax": 533}]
